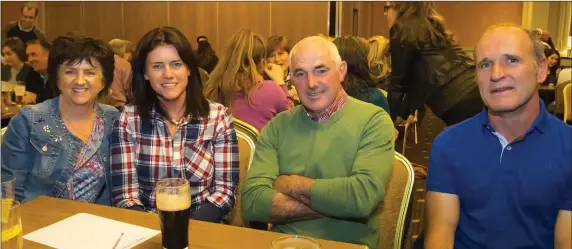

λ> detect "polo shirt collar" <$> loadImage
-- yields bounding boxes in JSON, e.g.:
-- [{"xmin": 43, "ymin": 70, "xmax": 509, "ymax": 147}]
[{"xmin": 478, "ymin": 99, "xmax": 549, "ymax": 135}]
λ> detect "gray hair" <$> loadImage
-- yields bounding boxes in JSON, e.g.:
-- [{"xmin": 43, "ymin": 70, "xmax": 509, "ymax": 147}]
[
  {"xmin": 288, "ymin": 36, "xmax": 342, "ymax": 73},
  {"xmin": 474, "ymin": 23, "xmax": 546, "ymax": 67}
]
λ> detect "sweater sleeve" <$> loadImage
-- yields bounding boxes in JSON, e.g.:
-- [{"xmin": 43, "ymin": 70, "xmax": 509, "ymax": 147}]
[
  {"xmin": 309, "ymin": 111, "xmax": 395, "ymax": 218},
  {"xmin": 241, "ymin": 118, "xmax": 280, "ymax": 222}
]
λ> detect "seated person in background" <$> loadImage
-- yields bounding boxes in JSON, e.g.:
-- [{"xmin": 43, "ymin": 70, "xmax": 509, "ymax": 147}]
[
  {"xmin": 26, "ymin": 39, "xmax": 55, "ymax": 103},
  {"xmin": 108, "ymin": 38, "xmax": 133, "ymax": 62},
  {"xmin": 111, "ymin": 26, "xmax": 239, "ymax": 223},
  {"xmin": 368, "ymin": 35, "xmax": 391, "ymax": 91},
  {"xmin": 1, "ymin": 34, "xmax": 119, "ymax": 204},
  {"xmin": 333, "ymin": 36, "xmax": 390, "ymax": 114},
  {"xmin": 203, "ymin": 29, "xmax": 293, "ymax": 131},
  {"xmin": 241, "ymin": 36, "xmax": 394, "ymax": 249},
  {"xmin": 106, "ymin": 53, "xmax": 132, "ymax": 109},
  {"xmin": 1, "ymin": 37, "xmax": 43, "ymax": 104},
  {"xmin": 195, "ymin": 35, "xmax": 218, "ymax": 74},
  {"xmin": 265, "ymin": 35, "xmax": 299, "ymax": 104},
  {"xmin": 542, "ymin": 47, "xmax": 560, "ymax": 85},
  {"xmin": 425, "ymin": 23, "xmax": 571, "ymax": 249}
]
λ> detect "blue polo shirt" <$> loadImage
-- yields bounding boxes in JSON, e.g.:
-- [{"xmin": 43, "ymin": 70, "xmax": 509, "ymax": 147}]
[{"xmin": 427, "ymin": 100, "xmax": 572, "ymax": 249}]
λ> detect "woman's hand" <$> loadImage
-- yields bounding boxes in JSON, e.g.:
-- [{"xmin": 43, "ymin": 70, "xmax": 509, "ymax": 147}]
[{"xmin": 264, "ymin": 63, "xmax": 285, "ymax": 85}]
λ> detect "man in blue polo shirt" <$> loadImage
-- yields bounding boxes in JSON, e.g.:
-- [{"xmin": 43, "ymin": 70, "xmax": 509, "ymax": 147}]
[{"xmin": 425, "ymin": 23, "xmax": 572, "ymax": 249}]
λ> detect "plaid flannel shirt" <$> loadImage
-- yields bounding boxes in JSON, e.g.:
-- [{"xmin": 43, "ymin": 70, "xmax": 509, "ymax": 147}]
[{"xmin": 110, "ymin": 102, "xmax": 239, "ymax": 215}]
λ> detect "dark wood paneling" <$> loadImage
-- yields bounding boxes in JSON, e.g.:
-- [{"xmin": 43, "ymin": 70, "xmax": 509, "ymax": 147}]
[
  {"xmin": 270, "ymin": 2, "xmax": 328, "ymax": 46},
  {"xmin": 169, "ymin": 2, "xmax": 218, "ymax": 50},
  {"xmin": 122, "ymin": 1, "xmax": 168, "ymax": 46},
  {"xmin": 217, "ymin": 2, "xmax": 270, "ymax": 53},
  {"xmin": 83, "ymin": 2, "xmax": 123, "ymax": 42},
  {"xmin": 45, "ymin": 2, "xmax": 82, "ymax": 41}
]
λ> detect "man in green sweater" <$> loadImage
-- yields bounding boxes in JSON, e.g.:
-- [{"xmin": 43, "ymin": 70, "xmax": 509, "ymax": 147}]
[{"xmin": 241, "ymin": 36, "xmax": 395, "ymax": 249}]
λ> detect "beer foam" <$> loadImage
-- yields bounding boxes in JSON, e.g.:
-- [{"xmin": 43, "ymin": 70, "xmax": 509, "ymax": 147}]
[{"xmin": 156, "ymin": 193, "xmax": 191, "ymax": 211}]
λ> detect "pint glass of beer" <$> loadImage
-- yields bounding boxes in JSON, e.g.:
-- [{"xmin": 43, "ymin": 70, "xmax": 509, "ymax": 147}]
[{"xmin": 156, "ymin": 178, "xmax": 191, "ymax": 249}]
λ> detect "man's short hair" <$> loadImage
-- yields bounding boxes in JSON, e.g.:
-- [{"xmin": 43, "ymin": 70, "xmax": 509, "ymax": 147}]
[
  {"xmin": 26, "ymin": 39, "xmax": 51, "ymax": 51},
  {"xmin": 21, "ymin": 4, "xmax": 39, "ymax": 18},
  {"xmin": 289, "ymin": 36, "xmax": 342, "ymax": 69},
  {"xmin": 475, "ymin": 23, "xmax": 546, "ymax": 66}
]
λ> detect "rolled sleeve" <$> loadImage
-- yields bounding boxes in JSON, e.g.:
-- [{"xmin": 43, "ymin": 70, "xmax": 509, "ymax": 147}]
[
  {"xmin": 206, "ymin": 108, "xmax": 239, "ymax": 215},
  {"xmin": 110, "ymin": 110, "xmax": 143, "ymax": 209}
]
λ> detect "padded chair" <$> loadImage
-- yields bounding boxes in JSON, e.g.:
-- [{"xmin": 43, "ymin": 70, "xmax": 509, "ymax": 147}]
[
  {"xmin": 0, "ymin": 127, "xmax": 7, "ymax": 144},
  {"xmin": 377, "ymin": 152, "xmax": 415, "ymax": 249},
  {"xmin": 564, "ymin": 84, "xmax": 571, "ymax": 123},
  {"xmin": 227, "ymin": 118, "xmax": 259, "ymax": 227}
]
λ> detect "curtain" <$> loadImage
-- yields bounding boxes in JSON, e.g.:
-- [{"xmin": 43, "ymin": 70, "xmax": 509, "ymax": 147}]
[{"xmin": 555, "ymin": 1, "xmax": 572, "ymax": 53}]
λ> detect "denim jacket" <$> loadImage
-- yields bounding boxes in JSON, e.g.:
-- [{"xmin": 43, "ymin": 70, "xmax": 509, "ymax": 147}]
[{"xmin": 1, "ymin": 97, "xmax": 119, "ymax": 204}]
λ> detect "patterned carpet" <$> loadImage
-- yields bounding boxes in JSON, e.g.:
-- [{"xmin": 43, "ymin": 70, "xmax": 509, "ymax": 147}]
[{"xmin": 394, "ymin": 108, "xmax": 447, "ymax": 249}]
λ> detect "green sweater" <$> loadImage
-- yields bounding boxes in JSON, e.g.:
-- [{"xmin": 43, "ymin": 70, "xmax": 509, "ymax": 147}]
[{"xmin": 241, "ymin": 97, "xmax": 395, "ymax": 249}]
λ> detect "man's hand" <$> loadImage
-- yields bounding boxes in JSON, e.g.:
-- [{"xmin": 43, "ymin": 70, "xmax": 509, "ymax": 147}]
[
  {"xmin": 273, "ymin": 175, "xmax": 315, "ymax": 206},
  {"xmin": 273, "ymin": 175, "xmax": 295, "ymax": 195}
]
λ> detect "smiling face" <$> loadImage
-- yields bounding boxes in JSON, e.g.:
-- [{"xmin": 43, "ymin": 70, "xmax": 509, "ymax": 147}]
[
  {"xmin": 547, "ymin": 53, "xmax": 558, "ymax": 67},
  {"xmin": 20, "ymin": 7, "xmax": 37, "ymax": 30},
  {"xmin": 26, "ymin": 43, "xmax": 49, "ymax": 73},
  {"xmin": 475, "ymin": 27, "xmax": 547, "ymax": 114},
  {"xmin": 57, "ymin": 59, "xmax": 104, "ymax": 106},
  {"xmin": 290, "ymin": 40, "xmax": 347, "ymax": 114},
  {"xmin": 2, "ymin": 46, "xmax": 21, "ymax": 66},
  {"xmin": 267, "ymin": 48, "xmax": 289, "ymax": 72},
  {"xmin": 144, "ymin": 44, "xmax": 190, "ymax": 106}
]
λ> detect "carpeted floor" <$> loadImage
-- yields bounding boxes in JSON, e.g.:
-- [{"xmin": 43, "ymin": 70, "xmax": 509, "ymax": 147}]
[{"xmin": 394, "ymin": 108, "xmax": 447, "ymax": 249}]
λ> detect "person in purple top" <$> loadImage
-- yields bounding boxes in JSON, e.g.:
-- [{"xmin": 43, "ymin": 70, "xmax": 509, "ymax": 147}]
[{"xmin": 204, "ymin": 29, "xmax": 294, "ymax": 132}]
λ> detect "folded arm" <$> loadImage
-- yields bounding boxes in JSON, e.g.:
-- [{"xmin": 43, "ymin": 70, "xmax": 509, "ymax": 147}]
[
  {"xmin": 285, "ymin": 112, "xmax": 394, "ymax": 218},
  {"xmin": 242, "ymin": 119, "xmax": 320, "ymax": 223},
  {"xmin": 205, "ymin": 108, "xmax": 239, "ymax": 218}
]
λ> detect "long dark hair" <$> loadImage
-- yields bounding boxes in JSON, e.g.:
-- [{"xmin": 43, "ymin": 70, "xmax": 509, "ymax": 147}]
[
  {"xmin": 196, "ymin": 36, "xmax": 219, "ymax": 74},
  {"xmin": 390, "ymin": 2, "xmax": 452, "ymax": 48},
  {"xmin": 333, "ymin": 36, "xmax": 374, "ymax": 102},
  {"xmin": 131, "ymin": 26, "xmax": 209, "ymax": 120}
]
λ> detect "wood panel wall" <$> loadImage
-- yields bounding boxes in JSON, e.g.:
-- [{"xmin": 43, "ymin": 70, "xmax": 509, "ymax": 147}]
[
  {"xmin": 1, "ymin": 1, "xmax": 329, "ymax": 55},
  {"xmin": 0, "ymin": 1, "xmax": 528, "ymax": 51}
]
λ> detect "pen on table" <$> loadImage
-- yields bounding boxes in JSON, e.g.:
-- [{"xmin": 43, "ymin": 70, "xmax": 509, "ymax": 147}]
[{"xmin": 112, "ymin": 232, "xmax": 124, "ymax": 249}]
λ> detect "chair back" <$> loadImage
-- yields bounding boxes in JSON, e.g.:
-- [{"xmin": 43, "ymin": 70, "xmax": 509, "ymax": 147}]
[
  {"xmin": 227, "ymin": 118, "xmax": 259, "ymax": 227},
  {"xmin": 377, "ymin": 152, "xmax": 415, "ymax": 249},
  {"xmin": 564, "ymin": 83, "xmax": 571, "ymax": 122},
  {"xmin": 0, "ymin": 127, "xmax": 7, "ymax": 144}
]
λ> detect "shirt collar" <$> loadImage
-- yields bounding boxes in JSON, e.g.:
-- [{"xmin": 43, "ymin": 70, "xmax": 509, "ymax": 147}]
[
  {"xmin": 479, "ymin": 99, "xmax": 549, "ymax": 135},
  {"xmin": 303, "ymin": 88, "xmax": 348, "ymax": 123},
  {"xmin": 150, "ymin": 104, "xmax": 191, "ymax": 126},
  {"xmin": 17, "ymin": 21, "xmax": 34, "ymax": 32}
]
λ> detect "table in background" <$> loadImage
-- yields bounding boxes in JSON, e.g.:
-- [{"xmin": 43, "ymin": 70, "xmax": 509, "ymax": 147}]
[
  {"xmin": 1, "ymin": 105, "xmax": 20, "ymax": 128},
  {"xmin": 21, "ymin": 196, "xmax": 367, "ymax": 249},
  {"xmin": 539, "ymin": 84, "xmax": 556, "ymax": 107}
]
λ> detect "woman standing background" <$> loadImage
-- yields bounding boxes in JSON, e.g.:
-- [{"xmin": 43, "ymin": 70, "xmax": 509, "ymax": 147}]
[{"xmin": 385, "ymin": 2, "xmax": 483, "ymax": 126}]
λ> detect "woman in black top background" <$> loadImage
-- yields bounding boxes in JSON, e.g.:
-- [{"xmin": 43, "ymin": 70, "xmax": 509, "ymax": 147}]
[{"xmin": 385, "ymin": 2, "xmax": 483, "ymax": 126}]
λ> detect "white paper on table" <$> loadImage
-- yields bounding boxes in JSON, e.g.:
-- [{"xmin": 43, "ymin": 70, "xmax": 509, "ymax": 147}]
[{"xmin": 23, "ymin": 213, "xmax": 160, "ymax": 249}]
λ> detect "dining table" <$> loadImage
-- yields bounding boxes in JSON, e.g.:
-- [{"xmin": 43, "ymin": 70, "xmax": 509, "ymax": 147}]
[{"xmin": 20, "ymin": 196, "xmax": 368, "ymax": 249}]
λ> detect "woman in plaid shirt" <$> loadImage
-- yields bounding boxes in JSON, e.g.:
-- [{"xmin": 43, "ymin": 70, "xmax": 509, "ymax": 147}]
[{"xmin": 110, "ymin": 27, "xmax": 239, "ymax": 223}]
